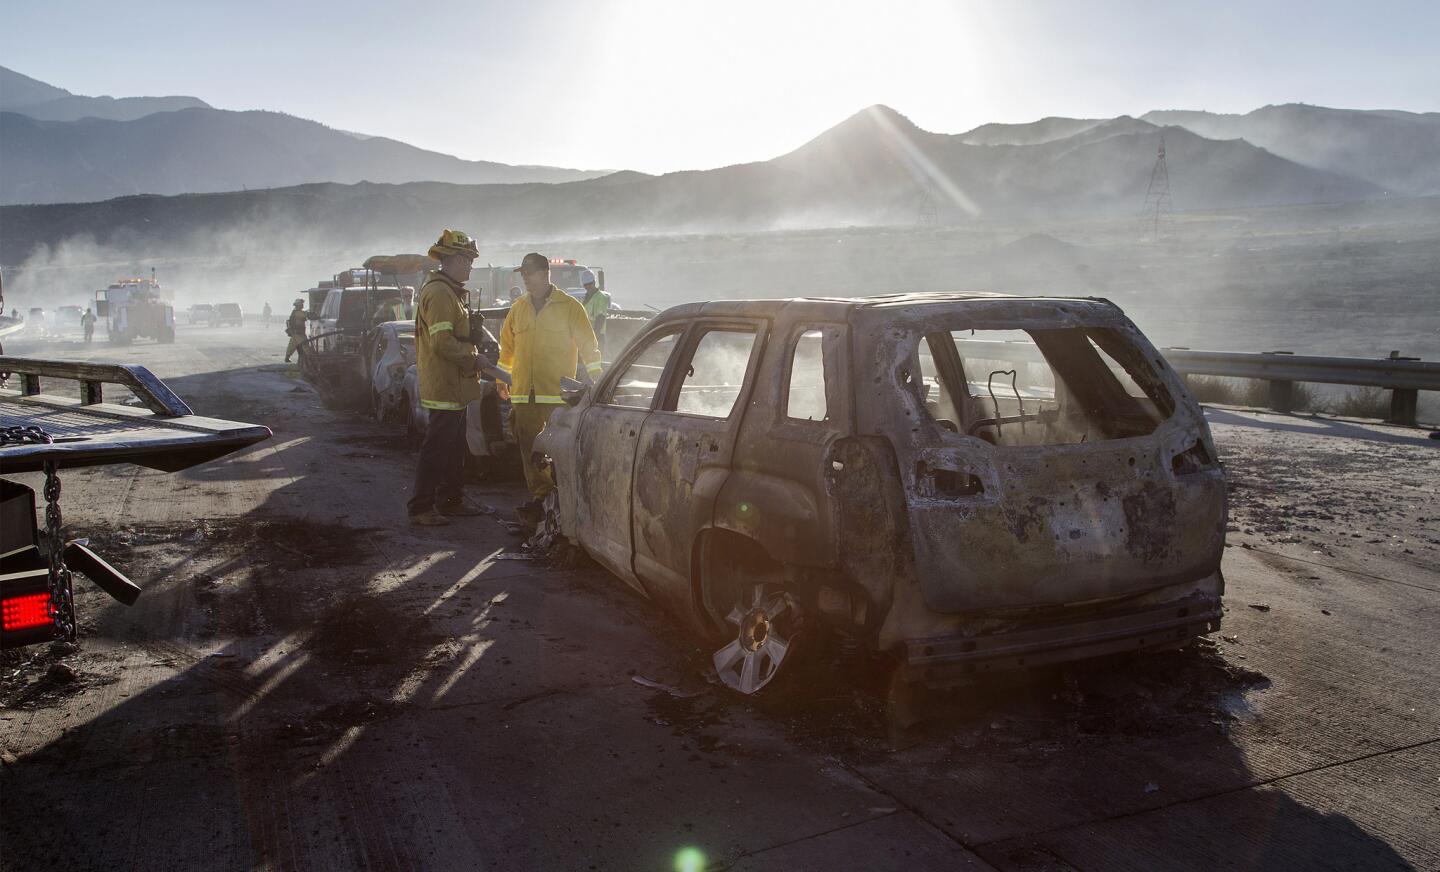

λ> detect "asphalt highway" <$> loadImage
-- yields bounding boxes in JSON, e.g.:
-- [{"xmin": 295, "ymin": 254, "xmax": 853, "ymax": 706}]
[{"xmin": 2, "ymin": 322, "xmax": 1436, "ymax": 871}]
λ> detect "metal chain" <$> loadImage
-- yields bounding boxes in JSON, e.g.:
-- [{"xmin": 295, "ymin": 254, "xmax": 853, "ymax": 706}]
[
  {"xmin": 42, "ymin": 461, "xmax": 76, "ymax": 642},
  {"xmin": 1, "ymin": 425, "xmax": 54, "ymax": 445}
]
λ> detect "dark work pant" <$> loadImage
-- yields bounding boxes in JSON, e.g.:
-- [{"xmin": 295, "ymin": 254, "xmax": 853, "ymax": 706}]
[{"xmin": 408, "ymin": 408, "xmax": 466, "ymax": 515}]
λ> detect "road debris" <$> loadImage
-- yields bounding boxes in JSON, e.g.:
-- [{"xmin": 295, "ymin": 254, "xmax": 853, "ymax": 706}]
[
  {"xmin": 1249, "ymin": 603, "xmax": 1272, "ymax": 612},
  {"xmin": 632, "ymin": 675, "xmax": 704, "ymax": 699},
  {"xmin": 44, "ymin": 662, "xmax": 77, "ymax": 684}
]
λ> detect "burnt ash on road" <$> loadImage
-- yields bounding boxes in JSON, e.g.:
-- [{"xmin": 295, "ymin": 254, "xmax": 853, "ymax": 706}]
[{"xmin": 1, "ymin": 323, "xmax": 1436, "ymax": 871}]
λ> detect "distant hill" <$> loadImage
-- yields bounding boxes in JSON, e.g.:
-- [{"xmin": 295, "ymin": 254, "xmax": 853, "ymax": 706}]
[
  {"xmin": 736, "ymin": 107, "xmax": 1377, "ymax": 223},
  {"xmin": 0, "ymin": 64, "xmax": 211, "ymax": 122},
  {"xmin": 960, "ymin": 117, "xmax": 1104, "ymax": 146},
  {"xmin": 0, "ymin": 66, "xmax": 611, "ymax": 205},
  {"xmin": 0, "ymin": 104, "xmax": 1391, "ymax": 263},
  {"xmin": 1143, "ymin": 104, "xmax": 1440, "ymax": 195},
  {"xmin": 0, "ymin": 107, "xmax": 611, "ymax": 205}
]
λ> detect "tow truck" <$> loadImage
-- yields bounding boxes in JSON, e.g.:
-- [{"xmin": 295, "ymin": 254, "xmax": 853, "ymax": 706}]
[{"xmin": 0, "ymin": 357, "xmax": 270, "ymax": 649}]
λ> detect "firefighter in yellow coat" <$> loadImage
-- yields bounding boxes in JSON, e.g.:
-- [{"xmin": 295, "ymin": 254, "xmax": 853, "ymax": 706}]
[
  {"xmin": 499, "ymin": 252, "xmax": 603, "ymax": 530},
  {"xmin": 407, "ymin": 229, "xmax": 491, "ymax": 526}
]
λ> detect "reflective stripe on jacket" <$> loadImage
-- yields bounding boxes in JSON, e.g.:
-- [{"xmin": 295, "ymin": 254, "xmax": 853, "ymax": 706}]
[
  {"xmin": 415, "ymin": 271, "xmax": 481, "ymax": 410},
  {"xmin": 497, "ymin": 285, "xmax": 602, "ymax": 404}
]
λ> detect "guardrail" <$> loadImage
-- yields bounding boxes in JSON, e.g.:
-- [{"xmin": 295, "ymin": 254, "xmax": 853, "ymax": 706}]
[
  {"xmin": 954, "ymin": 340, "xmax": 1438, "ymax": 426},
  {"xmin": 1161, "ymin": 349, "xmax": 1439, "ymax": 425}
]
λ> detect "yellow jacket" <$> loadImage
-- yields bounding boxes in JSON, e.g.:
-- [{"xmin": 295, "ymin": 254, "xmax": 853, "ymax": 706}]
[
  {"xmin": 498, "ymin": 286, "xmax": 602, "ymax": 404},
  {"xmin": 415, "ymin": 271, "xmax": 481, "ymax": 410}
]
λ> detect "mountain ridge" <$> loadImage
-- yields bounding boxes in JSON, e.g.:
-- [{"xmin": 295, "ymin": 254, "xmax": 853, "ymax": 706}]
[
  {"xmin": 0, "ymin": 64, "xmax": 211, "ymax": 122},
  {"xmin": 0, "ymin": 66, "xmax": 612, "ymax": 204},
  {"xmin": 0, "ymin": 102, "xmax": 1393, "ymax": 263}
]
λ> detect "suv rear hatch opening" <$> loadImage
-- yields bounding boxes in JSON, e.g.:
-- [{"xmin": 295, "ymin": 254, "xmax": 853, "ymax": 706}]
[{"xmin": 867, "ymin": 306, "xmax": 1225, "ymax": 614}]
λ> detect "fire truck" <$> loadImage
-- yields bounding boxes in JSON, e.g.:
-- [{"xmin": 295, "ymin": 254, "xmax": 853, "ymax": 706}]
[
  {"xmin": 95, "ymin": 273, "xmax": 176, "ymax": 345},
  {"xmin": 468, "ymin": 258, "xmax": 606, "ymax": 308}
]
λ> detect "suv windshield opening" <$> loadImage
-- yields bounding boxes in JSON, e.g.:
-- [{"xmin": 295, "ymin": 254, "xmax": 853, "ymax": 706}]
[{"xmin": 914, "ymin": 327, "xmax": 1175, "ymax": 446}]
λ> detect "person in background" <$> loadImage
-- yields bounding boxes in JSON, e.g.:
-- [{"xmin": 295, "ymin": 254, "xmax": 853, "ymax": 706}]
[
  {"xmin": 81, "ymin": 307, "xmax": 96, "ymax": 343},
  {"xmin": 262, "ymin": 301, "xmax": 272, "ymax": 328},
  {"xmin": 508, "ymin": 285, "xmax": 522, "ymax": 304},
  {"xmin": 283, "ymin": 299, "xmax": 309, "ymax": 363},
  {"xmin": 579, "ymin": 268, "xmax": 611, "ymax": 355},
  {"xmin": 407, "ymin": 229, "xmax": 490, "ymax": 526},
  {"xmin": 497, "ymin": 252, "xmax": 603, "ymax": 530}
]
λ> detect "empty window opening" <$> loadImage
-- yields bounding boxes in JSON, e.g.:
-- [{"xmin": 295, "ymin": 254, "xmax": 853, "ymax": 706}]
[
  {"xmin": 675, "ymin": 327, "xmax": 758, "ymax": 419},
  {"xmin": 917, "ymin": 327, "xmax": 1174, "ymax": 445},
  {"xmin": 786, "ymin": 329, "xmax": 830, "ymax": 422},
  {"xmin": 604, "ymin": 330, "xmax": 679, "ymax": 409}
]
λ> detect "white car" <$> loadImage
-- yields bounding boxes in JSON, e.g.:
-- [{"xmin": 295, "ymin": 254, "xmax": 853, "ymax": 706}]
[{"xmin": 368, "ymin": 320, "xmax": 416, "ymax": 424}]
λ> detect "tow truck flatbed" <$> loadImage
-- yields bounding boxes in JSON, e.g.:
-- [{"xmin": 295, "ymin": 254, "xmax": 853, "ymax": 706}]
[
  {"xmin": 0, "ymin": 357, "xmax": 271, "ymax": 472},
  {"xmin": 1, "ymin": 357, "xmax": 271, "ymax": 649}
]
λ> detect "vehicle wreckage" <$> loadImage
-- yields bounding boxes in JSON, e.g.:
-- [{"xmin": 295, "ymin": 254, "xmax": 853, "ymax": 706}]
[
  {"xmin": 536, "ymin": 293, "xmax": 1227, "ymax": 694},
  {"xmin": 0, "ymin": 357, "xmax": 270, "ymax": 649}
]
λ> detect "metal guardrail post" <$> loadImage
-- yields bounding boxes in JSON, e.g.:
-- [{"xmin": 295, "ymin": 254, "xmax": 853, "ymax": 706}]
[
  {"xmin": 1390, "ymin": 390, "xmax": 1418, "ymax": 426},
  {"xmin": 1268, "ymin": 380, "xmax": 1295, "ymax": 413},
  {"xmin": 1263, "ymin": 351, "xmax": 1295, "ymax": 413},
  {"xmin": 1385, "ymin": 351, "xmax": 1420, "ymax": 426}
]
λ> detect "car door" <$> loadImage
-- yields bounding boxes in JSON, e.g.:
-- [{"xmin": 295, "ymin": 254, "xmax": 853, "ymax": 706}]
[
  {"xmin": 312, "ymin": 291, "xmax": 339, "ymax": 352},
  {"xmin": 575, "ymin": 326, "xmax": 684, "ymax": 593},
  {"xmin": 631, "ymin": 319, "xmax": 766, "ymax": 611}
]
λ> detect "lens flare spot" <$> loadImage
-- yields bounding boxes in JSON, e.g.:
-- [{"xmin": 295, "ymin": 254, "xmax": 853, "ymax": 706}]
[{"xmin": 673, "ymin": 847, "xmax": 706, "ymax": 872}]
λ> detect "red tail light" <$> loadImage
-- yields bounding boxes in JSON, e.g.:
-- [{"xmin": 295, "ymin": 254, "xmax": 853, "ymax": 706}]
[{"xmin": 2, "ymin": 592, "xmax": 51, "ymax": 632}]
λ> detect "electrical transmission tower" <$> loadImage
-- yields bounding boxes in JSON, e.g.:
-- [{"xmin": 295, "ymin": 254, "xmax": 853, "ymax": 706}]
[{"xmin": 1142, "ymin": 134, "xmax": 1172, "ymax": 240}]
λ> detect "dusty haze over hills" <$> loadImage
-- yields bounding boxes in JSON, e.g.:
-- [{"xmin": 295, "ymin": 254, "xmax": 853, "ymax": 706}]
[
  {"xmin": 0, "ymin": 103, "xmax": 1398, "ymax": 258},
  {"xmin": 2, "ymin": 65, "xmax": 1436, "ymax": 408},
  {"xmin": 3, "ymin": 65, "xmax": 1436, "ymax": 212}
]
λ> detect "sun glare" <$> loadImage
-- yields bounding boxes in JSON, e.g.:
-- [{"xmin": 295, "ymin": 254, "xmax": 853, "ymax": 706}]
[{"xmin": 576, "ymin": 0, "xmax": 989, "ymax": 172}]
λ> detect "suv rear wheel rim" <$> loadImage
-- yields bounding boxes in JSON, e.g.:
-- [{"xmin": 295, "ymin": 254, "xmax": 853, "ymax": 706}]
[{"xmin": 712, "ymin": 585, "xmax": 795, "ymax": 695}]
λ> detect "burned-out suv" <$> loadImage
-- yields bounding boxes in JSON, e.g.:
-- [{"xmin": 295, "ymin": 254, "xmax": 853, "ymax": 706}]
[{"xmin": 536, "ymin": 294, "xmax": 1226, "ymax": 695}]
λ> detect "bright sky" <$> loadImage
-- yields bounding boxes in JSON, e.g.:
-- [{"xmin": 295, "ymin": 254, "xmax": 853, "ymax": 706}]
[{"xmin": 2, "ymin": 0, "xmax": 1436, "ymax": 174}]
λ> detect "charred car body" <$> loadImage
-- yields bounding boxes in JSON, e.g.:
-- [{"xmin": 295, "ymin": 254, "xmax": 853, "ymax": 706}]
[
  {"xmin": 536, "ymin": 293, "xmax": 1226, "ymax": 694},
  {"xmin": 368, "ymin": 319, "xmax": 417, "ymax": 425}
]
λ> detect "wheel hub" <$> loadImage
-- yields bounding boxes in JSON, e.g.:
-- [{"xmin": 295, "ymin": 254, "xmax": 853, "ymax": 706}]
[{"xmin": 740, "ymin": 609, "xmax": 769, "ymax": 652}]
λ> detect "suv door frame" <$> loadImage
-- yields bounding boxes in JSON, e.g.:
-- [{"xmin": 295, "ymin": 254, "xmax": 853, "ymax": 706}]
[
  {"xmin": 716, "ymin": 319, "xmax": 852, "ymax": 573},
  {"xmin": 568, "ymin": 322, "xmax": 687, "ymax": 593},
  {"xmin": 631, "ymin": 316, "xmax": 769, "ymax": 615}
]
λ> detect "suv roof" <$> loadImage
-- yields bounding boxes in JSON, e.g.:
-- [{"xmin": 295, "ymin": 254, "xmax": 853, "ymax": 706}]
[{"xmin": 648, "ymin": 292, "xmax": 1118, "ymax": 325}]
